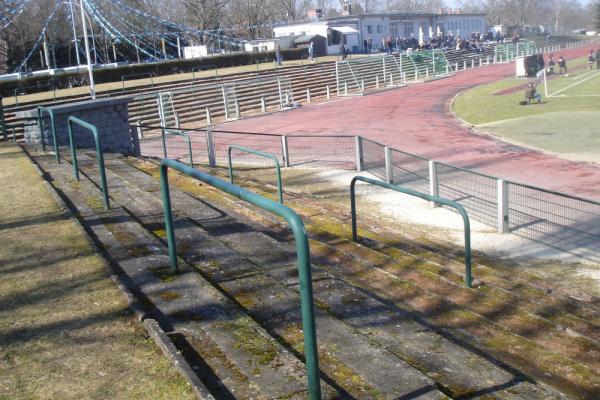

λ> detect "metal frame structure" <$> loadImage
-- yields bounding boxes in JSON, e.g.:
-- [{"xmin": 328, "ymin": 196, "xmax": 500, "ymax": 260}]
[
  {"xmin": 350, "ymin": 175, "xmax": 473, "ymax": 287},
  {"xmin": 160, "ymin": 128, "xmax": 193, "ymax": 167},
  {"xmin": 37, "ymin": 105, "xmax": 61, "ymax": 162},
  {"xmin": 227, "ymin": 145, "xmax": 283, "ymax": 204},
  {"xmin": 159, "ymin": 158, "xmax": 321, "ymax": 399},
  {"xmin": 67, "ymin": 116, "xmax": 110, "ymax": 210}
]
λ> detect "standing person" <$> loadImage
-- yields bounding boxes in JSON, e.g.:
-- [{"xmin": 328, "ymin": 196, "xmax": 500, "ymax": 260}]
[
  {"xmin": 340, "ymin": 44, "xmax": 347, "ymax": 60},
  {"xmin": 548, "ymin": 54, "xmax": 555, "ymax": 74},
  {"xmin": 558, "ymin": 55, "xmax": 567, "ymax": 75},
  {"xmin": 537, "ymin": 53, "xmax": 545, "ymax": 71},
  {"xmin": 596, "ymin": 49, "xmax": 600, "ymax": 69},
  {"xmin": 308, "ymin": 42, "xmax": 314, "ymax": 62},
  {"xmin": 367, "ymin": 37, "xmax": 372, "ymax": 54},
  {"xmin": 588, "ymin": 50, "xmax": 595, "ymax": 70},
  {"xmin": 363, "ymin": 39, "xmax": 368, "ymax": 54},
  {"xmin": 275, "ymin": 44, "xmax": 282, "ymax": 66}
]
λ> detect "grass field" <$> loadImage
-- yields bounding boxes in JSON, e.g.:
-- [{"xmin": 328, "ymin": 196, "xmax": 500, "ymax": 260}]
[
  {"xmin": 0, "ymin": 144, "xmax": 196, "ymax": 399},
  {"xmin": 453, "ymin": 54, "xmax": 600, "ymax": 164}
]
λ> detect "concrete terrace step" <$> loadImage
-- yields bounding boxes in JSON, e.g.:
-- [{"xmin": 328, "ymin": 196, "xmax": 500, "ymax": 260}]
[
  {"xmin": 32, "ymin": 150, "xmax": 448, "ymax": 399},
  {"xmin": 127, "ymin": 68, "xmax": 338, "ymax": 124},
  {"xmin": 124, "ymin": 160, "xmax": 599, "ymax": 399},
  {"xmin": 31, "ymin": 152, "xmax": 332, "ymax": 399},
  {"xmin": 56, "ymin": 151, "xmax": 576, "ymax": 399}
]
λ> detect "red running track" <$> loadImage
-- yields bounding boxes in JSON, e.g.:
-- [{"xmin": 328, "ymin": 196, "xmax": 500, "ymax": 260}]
[{"xmin": 219, "ymin": 45, "xmax": 600, "ymax": 200}]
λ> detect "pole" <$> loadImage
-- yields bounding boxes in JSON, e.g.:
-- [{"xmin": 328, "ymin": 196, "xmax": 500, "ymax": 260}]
[
  {"xmin": 80, "ymin": 0, "xmax": 96, "ymax": 99},
  {"xmin": 43, "ymin": 34, "xmax": 51, "ymax": 71},
  {"xmin": 112, "ymin": 41, "xmax": 117, "ymax": 63},
  {"xmin": 68, "ymin": 0, "xmax": 81, "ymax": 65},
  {"xmin": 134, "ymin": 36, "xmax": 141, "ymax": 63},
  {"xmin": 177, "ymin": 36, "xmax": 182, "ymax": 59}
]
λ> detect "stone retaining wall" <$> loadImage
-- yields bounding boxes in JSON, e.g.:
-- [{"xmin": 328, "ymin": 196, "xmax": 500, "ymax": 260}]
[{"xmin": 17, "ymin": 97, "xmax": 139, "ymax": 155}]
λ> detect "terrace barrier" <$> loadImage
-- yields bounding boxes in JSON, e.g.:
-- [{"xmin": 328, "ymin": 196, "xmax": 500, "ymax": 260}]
[
  {"xmin": 67, "ymin": 116, "xmax": 110, "ymax": 210},
  {"xmin": 350, "ymin": 175, "xmax": 473, "ymax": 287},
  {"xmin": 159, "ymin": 158, "xmax": 321, "ymax": 399},
  {"xmin": 228, "ymin": 145, "xmax": 284, "ymax": 204}
]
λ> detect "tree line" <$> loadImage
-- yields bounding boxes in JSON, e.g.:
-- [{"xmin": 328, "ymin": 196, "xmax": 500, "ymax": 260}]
[{"xmin": 0, "ymin": 0, "xmax": 597, "ymax": 74}]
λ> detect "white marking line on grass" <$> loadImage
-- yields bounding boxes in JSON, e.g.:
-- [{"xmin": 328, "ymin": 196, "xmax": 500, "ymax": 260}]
[
  {"xmin": 571, "ymin": 69, "xmax": 599, "ymax": 80},
  {"xmin": 548, "ymin": 71, "xmax": 600, "ymax": 97},
  {"xmin": 554, "ymin": 94, "xmax": 600, "ymax": 97}
]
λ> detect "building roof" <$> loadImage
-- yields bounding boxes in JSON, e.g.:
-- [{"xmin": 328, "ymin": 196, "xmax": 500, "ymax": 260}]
[
  {"xmin": 293, "ymin": 34, "xmax": 325, "ymax": 44},
  {"xmin": 273, "ymin": 11, "xmax": 486, "ymax": 28}
]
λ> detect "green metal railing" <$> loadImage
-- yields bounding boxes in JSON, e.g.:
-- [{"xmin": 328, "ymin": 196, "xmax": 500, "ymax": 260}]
[
  {"xmin": 227, "ymin": 145, "xmax": 284, "ymax": 204},
  {"xmin": 350, "ymin": 176, "xmax": 473, "ymax": 288},
  {"xmin": 67, "ymin": 116, "xmax": 110, "ymax": 210},
  {"xmin": 0, "ymin": 95, "xmax": 6, "ymax": 141},
  {"xmin": 159, "ymin": 158, "xmax": 321, "ymax": 399},
  {"xmin": 37, "ymin": 106, "xmax": 61, "ymax": 162},
  {"xmin": 160, "ymin": 128, "xmax": 193, "ymax": 167}
]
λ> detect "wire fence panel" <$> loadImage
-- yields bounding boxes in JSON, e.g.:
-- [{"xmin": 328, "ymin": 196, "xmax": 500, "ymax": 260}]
[
  {"xmin": 138, "ymin": 130, "xmax": 208, "ymax": 164},
  {"xmin": 212, "ymin": 130, "xmax": 284, "ymax": 165},
  {"xmin": 437, "ymin": 163, "xmax": 498, "ymax": 228},
  {"xmin": 507, "ymin": 183, "xmax": 600, "ymax": 261},
  {"xmin": 361, "ymin": 139, "xmax": 386, "ymax": 180},
  {"xmin": 390, "ymin": 149, "xmax": 430, "ymax": 193},
  {"xmin": 139, "ymin": 135, "xmax": 164, "ymax": 159},
  {"xmin": 286, "ymin": 135, "xmax": 356, "ymax": 169}
]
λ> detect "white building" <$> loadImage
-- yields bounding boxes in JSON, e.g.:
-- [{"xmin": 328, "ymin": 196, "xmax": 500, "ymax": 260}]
[
  {"xmin": 273, "ymin": 11, "xmax": 487, "ymax": 55},
  {"xmin": 243, "ymin": 37, "xmax": 297, "ymax": 53}
]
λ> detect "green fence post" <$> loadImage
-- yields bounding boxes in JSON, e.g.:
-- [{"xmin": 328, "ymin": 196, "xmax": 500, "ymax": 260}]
[
  {"xmin": 0, "ymin": 96, "xmax": 6, "ymax": 141},
  {"xmin": 350, "ymin": 176, "xmax": 472, "ymax": 288},
  {"xmin": 160, "ymin": 162, "xmax": 179, "ymax": 272},
  {"xmin": 159, "ymin": 159, "xmax": 320, "ymax": 399},
  {"xmin": 67, "ymin": 120, "xmax": 80, "ymax": 181},
  {"xmin": 227, "ymin": 145, "xmax": 284, "ymax": 204},
  {"xmin": 37, "ymin": 106, "xmax": 61, "ymax": 163},
  {"xmin": 161, "ymin": 127, "xmax": 168, "ymax": 158},
  {"xmin": 67, "ymin": 116, "xmax": 110, "ymax": 210}
]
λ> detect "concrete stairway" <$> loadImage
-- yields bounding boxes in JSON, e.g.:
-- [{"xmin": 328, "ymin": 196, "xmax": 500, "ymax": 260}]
[
  {"xmin": 127, "ymin": 62, "xmax": 339, "ymax": 129},
  {"xmin": 29, "ymin": 148, "xmax": 588, "ymax": 399}
]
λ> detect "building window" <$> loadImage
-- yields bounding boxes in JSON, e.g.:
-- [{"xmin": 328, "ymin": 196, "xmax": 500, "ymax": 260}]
[
  {"xmin": 377, "ymin": 25, "xmax": 382, "ymax": 33},
  {"xmin": 403, "ymin": 22, "xmax": 413, "ymax": 37},
  {"xmin": 367, "ymin": 25, "xmax": 372, "ymax": 34},
  {"xmin": 328, "ymin": 29, "xmax": 342, "ymax": 45}
]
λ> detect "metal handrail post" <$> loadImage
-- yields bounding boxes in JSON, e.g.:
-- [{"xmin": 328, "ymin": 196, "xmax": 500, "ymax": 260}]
[
  {"xmin": 0, "ymin": 96, "xmax": 6, "ymax": 141},
  {"xmin": 350, "ymin": 175, "xmax": 472, "ymax": 287},
  {"xmin": 67, "ymin": 116, "xmax": 110, "ymax": 210},
  {"xmin": 37, "ymin": 106, "xmax": 61, "ymax": 163},
  {"xmin": 227, "ymin": 145, "xmax": 283, "ymax": 204},
  {"xmin": 159, "ymin": 158, "xmax": 321, "ymax": 399},
  {"xmin": 161, "ymin": 127, "xmax": 194, "ymax": 167}
]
